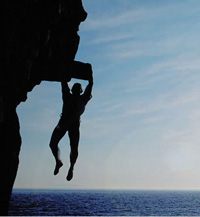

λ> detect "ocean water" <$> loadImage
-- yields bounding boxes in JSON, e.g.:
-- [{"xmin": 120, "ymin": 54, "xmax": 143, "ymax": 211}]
[{"xmin": 9, "ymin": 189, "xmax": 200, "ymax": 216}]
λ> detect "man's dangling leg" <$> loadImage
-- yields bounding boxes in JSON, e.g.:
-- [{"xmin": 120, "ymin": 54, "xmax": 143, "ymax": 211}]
[
  {"xmin": 67, "ymin": 126, "xmax": 80, "ymax": 181},
  {"xmin": 49, "ymin": 124, "xmax": 66, "ymax": 175}
]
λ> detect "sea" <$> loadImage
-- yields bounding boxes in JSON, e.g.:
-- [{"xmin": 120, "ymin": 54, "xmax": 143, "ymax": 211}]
[{"xmin": 9, "ymin": 189, "xmax": 200, "ymax": 216}]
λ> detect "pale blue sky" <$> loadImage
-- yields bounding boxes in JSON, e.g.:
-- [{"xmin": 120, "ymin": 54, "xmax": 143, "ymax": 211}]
[{"xmin": 14, "ymin": 0, "xmax": 200, "ymax": 190}]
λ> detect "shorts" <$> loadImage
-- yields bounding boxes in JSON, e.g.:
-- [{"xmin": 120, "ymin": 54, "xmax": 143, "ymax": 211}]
[{"xmin": 57, "ymin": 116, "xmax": 80, "ymax": 131}]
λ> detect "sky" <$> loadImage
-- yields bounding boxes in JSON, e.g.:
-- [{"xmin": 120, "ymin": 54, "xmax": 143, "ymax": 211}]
[{"xmin": 14, "ymin": 0, "xmax": 200, "ymax": 190}]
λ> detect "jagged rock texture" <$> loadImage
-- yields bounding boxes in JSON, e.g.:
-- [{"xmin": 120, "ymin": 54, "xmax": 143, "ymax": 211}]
[{"xmin": 0, "ymin": 0, "xmax": 90, "ymax": 215}]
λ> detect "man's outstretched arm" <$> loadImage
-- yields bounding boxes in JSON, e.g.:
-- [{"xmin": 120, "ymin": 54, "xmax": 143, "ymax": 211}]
[
  {"xmin": 83, "ymin": 66, "xmax": 93, "ymax": 99},
  {"xmin": 61, "ymin": 81, "xmax": 70, "ymax": 100}
]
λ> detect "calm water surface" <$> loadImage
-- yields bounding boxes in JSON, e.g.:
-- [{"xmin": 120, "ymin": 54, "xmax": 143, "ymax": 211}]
[{"xmin": 9, "ymin": 189, "xmax": 200, "ymax": 216}]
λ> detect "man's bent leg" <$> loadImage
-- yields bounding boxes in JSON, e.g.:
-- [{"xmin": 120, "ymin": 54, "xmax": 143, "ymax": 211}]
[
  {"xmin": 67, "ymin": 126, "xmax": 80, "ymax": 181},
  {"xmin": 49, "ymin": 124, "xmax": 66, "ymax": 175}
]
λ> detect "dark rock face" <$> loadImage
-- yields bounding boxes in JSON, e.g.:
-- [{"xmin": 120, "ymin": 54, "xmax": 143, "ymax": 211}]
[{"xmin": 0, "ymin": 0, "xmax": 90, "ymax": 215}]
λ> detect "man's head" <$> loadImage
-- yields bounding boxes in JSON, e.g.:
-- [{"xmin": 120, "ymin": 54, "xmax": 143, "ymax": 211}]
[{"xmin": 71, "ymin": 83, "xmax": 83, "ymax": 95}]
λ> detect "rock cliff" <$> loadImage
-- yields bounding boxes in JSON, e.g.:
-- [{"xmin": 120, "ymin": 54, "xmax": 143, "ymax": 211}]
[{"xmin": 0, "ymin": 0, "xmax": 91, "ymax": 215}]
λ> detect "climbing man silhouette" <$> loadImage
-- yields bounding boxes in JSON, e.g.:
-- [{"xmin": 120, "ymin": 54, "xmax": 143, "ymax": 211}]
[{"xmin": 49, "ymin": 70, "xmax": 93, "ymax": 181}]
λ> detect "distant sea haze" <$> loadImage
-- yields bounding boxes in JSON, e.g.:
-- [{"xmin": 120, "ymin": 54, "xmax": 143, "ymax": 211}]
[{"xmin": 9, "ymin": 189, "xmax": 200, "ymax": 216}]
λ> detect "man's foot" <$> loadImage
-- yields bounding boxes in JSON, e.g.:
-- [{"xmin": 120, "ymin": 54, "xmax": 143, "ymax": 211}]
[
  {"xmin": 54, "ymin": 161, "xmax": 63, "ymax": 175},
  {"xmin": 66, "ymin": 167, "xmax": 73, "ymax": 181}
]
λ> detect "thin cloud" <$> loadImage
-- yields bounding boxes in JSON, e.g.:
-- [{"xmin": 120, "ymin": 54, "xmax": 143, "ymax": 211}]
[
  {"xmin": 108, "ymin": 33, "xmax": 200, "ymax": 59},
  {"xmin": 163, "ymin": 130, "xmax": 190, "ymax": 140},
  {"xmin": 141, "ymin": 116, "xmax": 166, "ymax": 124},
  {"xmin": 82, "ymin": 9, "xmax": 143, "ymax": 30},
  {"xmin": 90, "ymin": 32, "xmax": 135, "ymax": 45},
  {"xmin": 83, "ymin": 1, "xmax": 195, "ymax": 31},
  {"xmin": 145, "ymin": 53, "xmax": 200, "ymax": 76},
  {"xmin": 124, "ymin": 90, "xmax": 200, "ymax": 117}
]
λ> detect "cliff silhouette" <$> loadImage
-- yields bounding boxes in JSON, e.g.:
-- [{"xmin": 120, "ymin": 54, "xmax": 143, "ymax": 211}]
[{"xmin": 0, "ymin": 0, "xmax": 91, "ymax": 215}]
